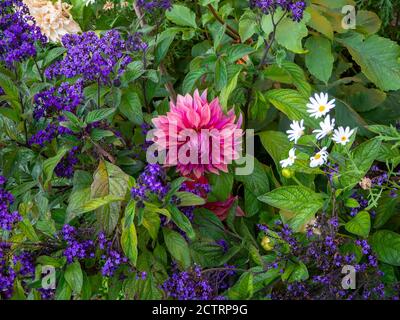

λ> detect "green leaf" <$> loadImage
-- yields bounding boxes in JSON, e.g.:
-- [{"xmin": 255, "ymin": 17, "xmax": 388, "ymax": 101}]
[
  {"xmin": 339, "ymin": 138, "xmax": 382, "ymax": 190},
  {"xmin": 163, "ymin": 228, "xmax": 191, "ymax": 268},
  {"xmin": 227, "ymin": 272, "xmax": 254, "ymax": 300},
  {"xmin": 43, "ymin": 146, "xmax": 70, "ymax": 187},
  {"xmin": 356, "ymin": 10, "xmax": 381, "ymax": 35},
  {"xmin": 55, "ymin": 275, "xmax": 72, "ymax": 300},
  {"xmin": 235, "ymin": 157, "xmax": 270, "ymax": 217},
  {"xmin": 336, "ymin": 32, "xmax": 400, "ymax": 91},
  {"xmin": 345, "ymin": 211, "xmax": 371, "ymax": 238},
  {"xmin": 121, "ymin": 223, "xmax": 138, "ymax": 266},
  {"xmin": 119, "ymin": 91, "xmax": 143, "ymax": 125},
  {"xmin": 279, "ymin": 61, "xmax": 312, "ymax": 97},
  {"xmin": 91, "ymin": 161, "xmax": 129, "ymax": 235},
  {"xmin": 77, "ymin": 195, "xmax": 124, "ymax": 214},
  {"xmin": 371, "ymin": 230, "xmax": 400, "ymax": 266},
  {"xmin": 175, "ymin": 192, "xmax": 206, "ymax": 206},
  {"xmin": 258, "ymin": 186, "xmax": 324, "ymax": 231},
  {"xmin": 0, "ymin": 73, "xmax": 19, "ymax": 101},
  {"xmin": 305, "ymin": 36, "xmax": 334, "ymax": 84},
  {"xmin": 215, "ymin": 58, "xmax": 228, "ymax": 91},
  {"xmin": 64, "ymin": 261, "xmax": 83, "ymax": 294},
  {"xmin": 155, "ymin": 29, "xmax": 178, "ymax": 64},
  {"xmin": 239, "ymin": 11, "xmax": 257, "ymax": 42},
  {"xmin": 220, "ymin": 70, "xmax": 241, "ymax": 111},
  {"xmin": 276, "ymin": 17, "xmax": 308, "ymax": 54},
  {"xmin": 43, "ymin": 47, "xmax": 67, "ymax": 67},
  {"xmin": 223, "ymin": 44, "xmax": 255, "ymax": 64},
  {"xmin": 142, "ymin": 210, "xmax": 160, "ymax": 240},
  {"xmin": 265, "ymin": 89, "xmax": 318, "ymax": 127},
  {"xmin": 19, "ymin": 218, "xmax": 40, "ymax": 242},
  {"xmin": 90, "ymin": 128, "xmax": 114, "ymax": 141},
  {"xmin": 259, "ymin": 131, "xmax": 290, "ymax": 168},
  {"xmin": 306, "ymin": 6, "xmax": 333, "ymax": 40},
  {"xmin": 289, "ymin": 262, "xmax": 309, "ymax": 282},
  {"xmin": 168, "ymin": 205, "xmax": 195, "ymax": 240},
  {"xmin": 37, "ymin": 256, "xmax": 66, "ymax": 268},
  {"xmin": 208, "ymin": 171, "xmax": 233, "ymax": 202},
  {"xmin": 182, "ymin": 68, "xmax": 207, "ymax": 94},
  {"xmin": 374, "ymin": 195, "xmax": 400, "ymax": 229},
  {"xmin": 66, "ymin": 170, "xmax": 93, "ymax": 222},
  {"xmin": 166, "ymin": 5, "xmax": 197, "ymax": 28},
  {"xmin": 86, "ymin": 108, "xmax": 115, "ymax": 124}
]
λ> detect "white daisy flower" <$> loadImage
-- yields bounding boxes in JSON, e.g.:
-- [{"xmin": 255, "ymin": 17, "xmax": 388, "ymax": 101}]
[
  {"xmin": 310, "ymin": 147, "xmax": 329, "ymax": 168},
  {"xmin": 280, "ymin": 148, "xmax": 297, "ymax": 168},
  {"xmin": 332, "ymin": 126, "xmax": 355, "ymax": 146},
  {"xmin": 286, "ymin": 119, "xmax": 305, "ymax": 144},
  {"xmin": 307, "ymin": 93, "xmax": 335, "ymax": 119},
  {"xmin": 312, "ymin": 115, "xmax": 335, "ymax": 140}
]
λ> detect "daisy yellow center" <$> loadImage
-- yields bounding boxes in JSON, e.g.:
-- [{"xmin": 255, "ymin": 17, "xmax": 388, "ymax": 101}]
[
  {"xmin": 314, "ymin": 154, "xmax": 321, "ymax": 160},
  {"xmin": 319, "ymin": 105, "xmax": 326, "ymax": 112},
  {"xmin": 341, "ymin": 136, "xmax": 347, "ymax": 141}
]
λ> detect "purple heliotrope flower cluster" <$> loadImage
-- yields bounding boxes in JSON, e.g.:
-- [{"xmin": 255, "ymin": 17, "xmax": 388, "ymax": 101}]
[
  {"xmin": 33, "ymin": 80, "xmax": 84, "ymax": 120},
  {"xmin": 0, "ymin": 176, "xmax": 22, "ymax": 231},
  {"xmin": 137, "ymin": 0, "xmax": 173, "ymax": 13},
  {"xmin": 0, "ymin": 243, "xmax": 35, "ymax": 299},
  {"xmin": 45, "ymin": 30, "xmax": 132, "ymax": 85},
  {"xmin": 249, "ymin": 0, "xmax": 306, "ymax": 22},
  {"xmin": 265, "ymin": 215, "xmax": 388, "ymax": 300},
  {"xmin": 98, "ymin": 231, "xmax": 129, "ymax": 277},
  {"xmin": 54, "ymin": 146, "xmax": 80, "ymax": 179},
  {"xmin": 161, "ymin": 264, "xmax": 234, "ymax": 300},
  {"xmin": 0, "ymin": 242, "xmax": 15, "ymax": 299},
  {"xmin": 127, "ymin": 33, "xmax": 148, "ymax": 52},
  {"xmin": 29, "ymin": 120, "xmax": 73, "ymax": 147},
  {"xmin": 60, "ymin": 225, "xmax": 95, "ymax": 264},
  {"xmin": 131, "ymin": 164, "xmax": 170, "ymax": 205},
  {"xmin": 0, "ymin": 0, "xmax": 46, "ymax": 67}
]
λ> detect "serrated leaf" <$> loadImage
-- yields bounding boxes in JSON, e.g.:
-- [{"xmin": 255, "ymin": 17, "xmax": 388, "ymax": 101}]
[
  {"xmin": 265, "ymin": 89, "xmax": 318, "ymax": 127},
  {"xmin": 371, "ymin": 230, "xmax": 400, "ymax": 266},
  {"xmin": 337, "ymin": 32, "xmax": 400, "ymax": 91},
  {"xmin": 86, "ymin": 108, "xmax": 115, "ymax": 124},
  {"xmin": 166, "ymin": 5, "xmax": 197, "ymax": 28},
  {"xmin": 339, "ymin": 138, "xmax": 382, "ymax": 190},
  {"xmin": 182, "ymin": 68, "xmax": 207, "ymax": 94},
  {"xmin": 258, "ymin": 186, "xmax": 324, "ymax": 231}
]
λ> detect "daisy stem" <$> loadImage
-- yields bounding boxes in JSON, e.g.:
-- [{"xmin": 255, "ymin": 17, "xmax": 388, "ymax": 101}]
[{"xmin": 291, "ymin": 175, "xmax": 304, "ymax": 187}]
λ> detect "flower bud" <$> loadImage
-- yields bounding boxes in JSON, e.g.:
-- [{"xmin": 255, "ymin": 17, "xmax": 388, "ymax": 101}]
[
  {"xmin": 282, "ymin": 168, "xmax": 294, "ymax": 179},
  {"xmin": 261, "ymin": 236, "xmax": 273, "ymax": 251}
]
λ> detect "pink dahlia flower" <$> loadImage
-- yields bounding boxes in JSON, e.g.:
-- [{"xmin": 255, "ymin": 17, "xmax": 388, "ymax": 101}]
[{"xmin": 151, "ymin": 90, "xmax": 243, "ymax": 178}]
